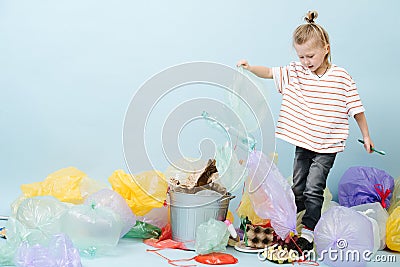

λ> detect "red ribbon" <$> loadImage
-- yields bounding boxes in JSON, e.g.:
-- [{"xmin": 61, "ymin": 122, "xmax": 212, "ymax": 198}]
[
  {"xmin": 146, "ymin": 249, "xmax": 196, "ymax": 267},
  {"xmin": 374, "ymin": 184, "xmax": 391, "ymax": 209}
]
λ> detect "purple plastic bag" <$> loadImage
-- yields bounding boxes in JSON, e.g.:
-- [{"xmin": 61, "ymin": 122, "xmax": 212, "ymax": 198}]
[
  {"xmin": 15, "ymin": 233, "xmax": 82, "ymax": 267},
  {"xmin": 338, "ymin": 166, "xmax": 394, "ymax": 208},
  {"xmin": 315, "ymin": 206, "xmax": 374, "ymax": 267},
  {"xmin": 247, "ymin": 150, "xmax": 297, "ymax": 239}
]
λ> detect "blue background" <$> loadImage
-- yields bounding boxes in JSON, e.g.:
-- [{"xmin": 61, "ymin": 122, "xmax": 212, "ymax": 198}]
[{"xmin": 1, "ymin": 0, "xmax": 399, "ymax": 217}]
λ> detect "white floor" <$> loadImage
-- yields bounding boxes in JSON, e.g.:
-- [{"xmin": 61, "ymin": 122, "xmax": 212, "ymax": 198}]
[
  {"xmin": 1, "ymin": 222, "xmax": 399, "ymax": 266},
  {"xmin": 81, "ymin": 238, "xmax": 398, "ymax": 267}
]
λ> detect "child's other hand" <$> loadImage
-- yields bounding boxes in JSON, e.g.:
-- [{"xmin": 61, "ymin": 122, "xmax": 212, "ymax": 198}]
[
  {"xmin": 363, "ymin": 137, "xmax": 374, "ymax": 153},
  {"xmin": 236, "ymin": 59, "xmax": 250, "ymax": 69}
]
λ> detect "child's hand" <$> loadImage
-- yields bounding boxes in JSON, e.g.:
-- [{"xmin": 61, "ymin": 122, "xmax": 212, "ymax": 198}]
[
  {"xmin": 363, "ymin": 137, "xmax": 374, "ymax": 153},
  {"xmin": 236, "ymin": 59, "xmax": 250, "ymax": 69}
]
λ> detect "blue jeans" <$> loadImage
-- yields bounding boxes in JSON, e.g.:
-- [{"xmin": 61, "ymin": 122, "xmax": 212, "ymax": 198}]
[{"xmin": 292, "ymin": 146, "xmax": 337, "ymax": 230}]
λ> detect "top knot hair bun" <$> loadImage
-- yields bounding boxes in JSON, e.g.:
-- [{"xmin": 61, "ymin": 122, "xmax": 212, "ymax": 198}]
[{"xmin": 305, "ymin": 10, "xmax": 318, "ymax": 23}]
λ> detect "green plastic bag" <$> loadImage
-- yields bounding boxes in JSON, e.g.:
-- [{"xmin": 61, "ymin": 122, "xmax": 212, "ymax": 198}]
[
  {"xmin": 16, "ymin": 196, "xmax": 67, "ymax": 240},
  {"xmin": 122, "ymin": 221, "xmax": 161, "ymax": 239},
  {"xmin": 195, "ymin": 219, "xmax": 229, "ymax": 255}
]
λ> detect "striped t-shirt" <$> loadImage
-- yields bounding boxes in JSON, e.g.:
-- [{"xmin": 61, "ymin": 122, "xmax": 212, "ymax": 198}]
[{"xmin": 272, "ymin": 61, "xmax": 365, "ymax": 153}]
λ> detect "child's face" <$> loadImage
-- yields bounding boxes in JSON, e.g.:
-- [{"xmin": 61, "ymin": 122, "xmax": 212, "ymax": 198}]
[{"xmin": 294, "ymin": 39, "xmax": 329, "ymax": 74}]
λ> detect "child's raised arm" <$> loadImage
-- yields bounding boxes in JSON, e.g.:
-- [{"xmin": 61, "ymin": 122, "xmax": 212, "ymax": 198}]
[{"xmin": 236, "ymin": 59, "xmax": 273, "ymax": 79}]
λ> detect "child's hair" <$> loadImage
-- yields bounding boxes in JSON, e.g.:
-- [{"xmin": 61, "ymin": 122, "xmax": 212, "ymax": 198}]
[{"xmin": 293, "ymin": 11, "xmax": 331, "ymax": 64}]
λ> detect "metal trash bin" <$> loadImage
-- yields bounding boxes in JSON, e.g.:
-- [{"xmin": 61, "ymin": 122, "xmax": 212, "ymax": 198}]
[{"xmin": 169, "ymin": 190, "xmax": 233, "ymax": 249}]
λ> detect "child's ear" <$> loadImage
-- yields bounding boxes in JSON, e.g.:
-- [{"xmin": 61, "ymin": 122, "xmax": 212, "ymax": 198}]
[{"xmin": 325, "ymin": 44, "xmax": 330, "ymax": 54}]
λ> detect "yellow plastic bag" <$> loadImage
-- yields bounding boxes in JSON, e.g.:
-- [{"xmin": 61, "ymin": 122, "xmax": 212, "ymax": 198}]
[
  {"xmin": 21, "ymin": 167, "xmax": 87, "ymax": 204},
  {"xmin": 236, "ymin": 191, "xmax": 269, "ymax": 225},
  {"xmin": 108, "ymin": 169, "xmax": 168, "ymax": 216},
  {"xmin": 226, "ymin": 210, "xmax": 234, "ymax": 224},
  {"xmin": 386, "ymin": 206, "xmax": 400, "ymax": 252},
  {"xmin": 389, "ymin": 177, "xmax": 400, "ymax": 215}
]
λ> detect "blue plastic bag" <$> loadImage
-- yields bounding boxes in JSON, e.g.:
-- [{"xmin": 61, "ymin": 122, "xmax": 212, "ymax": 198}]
[
  {"xmin": 215, "ymin": 143, "xmax": 247, "ymax": 192},
  {"xmin": 338, "ymin": 166, "xmax": 394, "ymax": 208}
]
